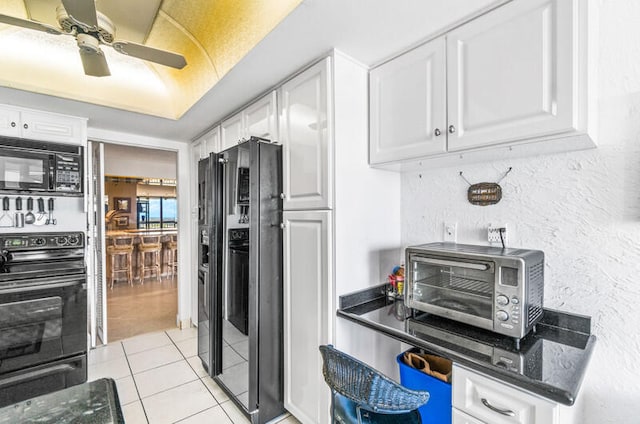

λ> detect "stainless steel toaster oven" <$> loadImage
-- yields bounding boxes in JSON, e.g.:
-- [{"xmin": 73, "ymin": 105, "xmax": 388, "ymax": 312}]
[{"xmin": 405, "ymin": 243, "xmax": 544, "ymax": 341}]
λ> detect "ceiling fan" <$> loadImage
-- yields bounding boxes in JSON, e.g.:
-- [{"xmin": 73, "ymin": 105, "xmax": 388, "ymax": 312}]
[{"xmin": 0, "ymin": 0, "xmax": 187, "ymax": 77}]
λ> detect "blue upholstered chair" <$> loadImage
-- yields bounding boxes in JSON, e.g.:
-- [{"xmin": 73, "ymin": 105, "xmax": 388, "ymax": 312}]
[{"xmin": 319, "ymin": 345, "xmax": 430, "ymax": 424}]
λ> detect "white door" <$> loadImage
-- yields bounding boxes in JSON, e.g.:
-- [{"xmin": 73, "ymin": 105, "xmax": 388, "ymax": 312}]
[
  {"xmin": 447, "ymin": 0, "xmax": 576, "ymax": 151},
  {"xmin": 283, "ymin": 210, "xmax": 333, "ymax": 424},
  {"xmin": 88, "ymin": 142, "xmax": 107, "ymax": 345},
  {"xmin": 280, "ymin": 58, "xmax": 333, "ymax": 211},
  {"xmin": 220, "ymin": 111, "xmax": 245, "ymax": 152},
  {"xmin": 369, "ymin": 37, "xmax": 447, "ymax": 164},
  {"xmin": 245, "ymin": 91, "xmax": 278, "ymax": 142}
]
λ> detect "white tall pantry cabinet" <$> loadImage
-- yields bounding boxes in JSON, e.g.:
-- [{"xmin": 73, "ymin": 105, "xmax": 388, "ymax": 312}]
[{"xmin": 280, "ymin": 53, "xmax": 401, "ymax": 424}]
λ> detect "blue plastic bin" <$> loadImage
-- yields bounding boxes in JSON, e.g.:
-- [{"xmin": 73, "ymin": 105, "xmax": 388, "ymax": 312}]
[{"xmin": 397, "ymin": 352, "xmax": 452, "ymax": 424}]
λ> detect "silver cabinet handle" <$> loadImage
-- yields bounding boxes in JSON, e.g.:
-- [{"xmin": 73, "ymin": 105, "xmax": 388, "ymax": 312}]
[
  {"xmin": 279, "ymin": 223, "xmax": 286, "ymax": 229},
  {"xmin": 279, "ymin": 193, "xmax": 285, "ymax": 200},
  {"xmin": 434, "ymin": 128, "xmax": 441, "ymax": 137},
  {"xmin": 23, "ymin": 123, "xmax": 28, "ymax": 130},
  {"xmin": 448, "ymin": 125, "xmax": 456, "ymax": 134},
  {"xmin": 10, "ymin": 122, "xmax": 16, "ymax": 128},
  {"xmin": 481, "ymin": 398, "xmax": 515, "ymax": 417}
]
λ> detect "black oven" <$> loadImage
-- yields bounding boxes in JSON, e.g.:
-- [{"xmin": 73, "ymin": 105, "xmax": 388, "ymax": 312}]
[
  {"xmin": 0, "ymin": 232, "xmax": 87, "ymax": 407},
  {"xmin": 0, "ymin": 138, "xmax": 83, "ymax": 195}
]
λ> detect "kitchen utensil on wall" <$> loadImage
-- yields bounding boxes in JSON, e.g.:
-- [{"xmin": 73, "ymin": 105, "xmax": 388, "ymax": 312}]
[
  {"xmin": 14, "ymin": 197, "xmax": 24, "ymax": 228},
  {"xmin": 47, "ymin": 198, "xmax": 57, "ymax": 225},
  {"xmin": 25, "ymin": 197, "xmax": 35, "ymax": 225},
  {"xmin": 34, "ymin": 198, "xmax": 47, "ymax": 226},
  {"xmin": 0, "ymin": 197, "xmax": 12, "ymax": 227}
]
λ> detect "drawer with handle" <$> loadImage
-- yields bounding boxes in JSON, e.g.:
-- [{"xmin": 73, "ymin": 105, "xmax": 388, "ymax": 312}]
[{"xmin": 452, "ymin": 364, "xmax": 558, "ymax": 424}]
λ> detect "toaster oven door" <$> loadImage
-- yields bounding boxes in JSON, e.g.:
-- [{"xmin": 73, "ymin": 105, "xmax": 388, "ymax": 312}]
[{"xmin": 407, "ymin": 255, "xmax": 495, "ymax": 330}]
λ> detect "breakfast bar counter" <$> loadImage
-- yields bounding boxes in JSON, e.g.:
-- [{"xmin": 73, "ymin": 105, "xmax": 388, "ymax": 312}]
[{"xmin": 337, "ymin": 285, "xmax": 596, "ymax": 406}]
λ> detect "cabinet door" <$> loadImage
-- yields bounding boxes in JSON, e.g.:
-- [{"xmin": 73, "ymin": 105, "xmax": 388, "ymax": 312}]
[
  {"xmin": 283, "ymin": 210, "xmax": 332, "ymax": 424},
  {"xmin": 447, "ymin": 0, "xmax": 576, "ymax": 151},
  {"xmin": 21, "ymin": 110, "xmax": 85, "ymax": 145},
  {"xmin": 453, "ymin": 408, "xmax": 486, "ymax": 424},
  {"xmin": 220, "ymin": 111, "xmax": 245, "ymax": 152},
  {"xmin": 245, "ymin": 91, "xmax": 278, "ymax": 142},
  {"xmin": 198, "ymin": 126, "xmax": 220, "ymax": 156},
  {"xmin": 370, "ymin": 37, "xmax": 447, "ymax": 164},
  {"xmin": 452, "ymin": 364, "xmax": 558, "ymax": 424},
  {"xmin": 280, "ymin": 58, "xmax": 333, "ymax": 210},
  {"xmin": 0, "ymin": 105, "xmax": 21, "ymax": 138}
]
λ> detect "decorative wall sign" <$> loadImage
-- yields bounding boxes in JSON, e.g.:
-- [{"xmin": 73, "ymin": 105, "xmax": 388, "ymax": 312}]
[
  {"xmin": 468, "ymin": 183, "xmax": 502, "ymax": 205},
  {"xmin": 459, "ymin": 167, "xmax": 512, "ymax": 206}
]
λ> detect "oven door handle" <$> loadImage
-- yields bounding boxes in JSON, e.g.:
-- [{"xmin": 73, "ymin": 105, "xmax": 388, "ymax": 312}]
[
  {"xmin": 413, "ymin": 257, "xmax": 490, "ymax": 271},
  {"xmin": 0, "ymin": 278, "xmax": 85, "ymax": 294},
  {"xmin": 0, "ymin": 364, "xmax": 76, "ymax": 389}
]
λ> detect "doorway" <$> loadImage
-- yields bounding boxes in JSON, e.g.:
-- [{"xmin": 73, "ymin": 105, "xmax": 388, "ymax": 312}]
[{"xmin": 90, "ymin": 143, "xmax": 180, "ymax": 343}]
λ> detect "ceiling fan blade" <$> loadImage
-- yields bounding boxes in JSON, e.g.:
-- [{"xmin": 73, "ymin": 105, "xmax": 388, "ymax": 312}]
[
  {"xmin": 112, "ymin": 41, "xmax": 187, "ymax": 70},
  {"xmin": 61, "ymin": 0, "xmax": 98, "ymax": 28},
  {"xmin": 79, "ymin": 48, "xmax": 110, "ymax": 77},
  {"xmin": 0, "ymin": 13, "xmax": 63, "ymax": 35}
]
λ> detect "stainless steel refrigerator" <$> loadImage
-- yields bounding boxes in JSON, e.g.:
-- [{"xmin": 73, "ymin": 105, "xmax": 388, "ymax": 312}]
[{"xmin": 198, "ymin": 138, "xmax": 284, "ymax": 423}]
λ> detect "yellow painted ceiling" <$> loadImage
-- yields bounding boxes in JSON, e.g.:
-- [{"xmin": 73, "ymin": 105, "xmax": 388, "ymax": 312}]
[{"xmin": 0, "ymin": 0, "xmax": 302, "ymax": 119}]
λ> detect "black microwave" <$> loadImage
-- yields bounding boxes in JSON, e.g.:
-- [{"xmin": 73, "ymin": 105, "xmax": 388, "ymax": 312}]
[{"xmin": 0, "ymin": 138, "xmax": 83, "ymax": 195}]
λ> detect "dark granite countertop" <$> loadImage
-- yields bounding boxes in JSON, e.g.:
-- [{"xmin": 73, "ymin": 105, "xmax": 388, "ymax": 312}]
[
  {"xmin": 338, "ymin": 286, "xmax": 596, "ymax": 406},
  {"xmin": 0, "ymin": 378, "xmax": 124, "ymax": 423}
]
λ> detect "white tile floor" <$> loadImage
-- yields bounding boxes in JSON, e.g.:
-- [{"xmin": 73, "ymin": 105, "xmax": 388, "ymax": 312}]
[{"xmin": 88, "ymin": 327, "xmax": 300, "ymax": 424}]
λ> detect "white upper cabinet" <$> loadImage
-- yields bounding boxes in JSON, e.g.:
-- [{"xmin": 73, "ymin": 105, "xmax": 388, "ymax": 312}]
[
  {"xmin": 220, "ymin": 91, "xmax": 278, "ymax": 152},
  {"xmin": 195, "ymin": 126, "xmax": 220, "ymax": 159},
  {"xmin": 369, "ymin": 0, "xmax": 594, "ymax": 166},
  {"xmin": 447, "ymin": 0, "xmax": 576, "ymax": 151},
  {"xmin": 280, "ymin": 58, "xmax": 333, "ymax": 210},
  {"xmin": 370, "ymin": 37, "xmax": 447, "ymax": 163},
  {"xmin": 245, "ymin": 91, "xmax": 278, "ymax": 140},
  {"xmin": 0, "ymin": 104, "xmax": 86, "ymax": 145},
  {"xmin": 220, "ymin": 111, "xmax": 244, "ymax": 152},
  {"xmin": 0, "ymin": 106, "xmax": 21, "ymax": 138}
]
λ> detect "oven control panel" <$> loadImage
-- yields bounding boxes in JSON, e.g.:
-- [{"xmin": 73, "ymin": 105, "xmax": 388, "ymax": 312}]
[{"xmin": 1, "ymin": 233, "xmax": 84, "ymax": 249}]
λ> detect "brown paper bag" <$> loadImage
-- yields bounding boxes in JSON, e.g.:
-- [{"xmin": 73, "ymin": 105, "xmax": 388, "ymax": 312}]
[{"xmin": 403, "ymin": 351, "xmax": 452, "ymax": 383}]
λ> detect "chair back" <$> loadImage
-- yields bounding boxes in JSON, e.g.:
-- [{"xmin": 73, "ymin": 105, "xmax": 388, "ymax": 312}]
[
  {"xmin": 140, "ymin": 235, "xmax": 161, "ymax": 250},
  {"xmin": 319, "ymin": 345, "xmax": 429, "ymax": 414},
  {"xmin": 110, "ymin": 236, "xmax": 133, "ymax": 251}
]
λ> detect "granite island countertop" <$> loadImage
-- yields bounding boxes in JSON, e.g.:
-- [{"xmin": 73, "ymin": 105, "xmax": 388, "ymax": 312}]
[
  {"xmin": 337, "ymin": 286, "xmax": 596, "ymax": 406},
  {"xmin": 0, "ymin": 378, "xmax": 124, "ymax": 424}
]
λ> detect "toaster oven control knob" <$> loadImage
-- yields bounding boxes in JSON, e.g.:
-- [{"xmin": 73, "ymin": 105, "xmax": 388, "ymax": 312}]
[
  {"xmin": 496, "ymin": 295, "xmax": 509, "ymax": 306},
  {"xmin": 34, "ymin": 237, "xmax": 46, "ymax": 246},
  {"xmin": 68, "ymin": 235, "xmax": 79, "ymax": 246},
  {"xmin": 496, "ymin": 310, "xmax": 509, "ymax": 321}
]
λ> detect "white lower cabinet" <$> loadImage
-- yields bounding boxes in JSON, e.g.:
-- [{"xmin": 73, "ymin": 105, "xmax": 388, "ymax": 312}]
[
  {"xmin": 452, "ymin": 364, "xmax": 579, "ymax": 424},
  {"xmin": 453, "ymin": 408, "xmax": 486, "ymax": 424},
  {"xmin": 283, "ymin": 210, "xmax": 333, "ymax": 424}
]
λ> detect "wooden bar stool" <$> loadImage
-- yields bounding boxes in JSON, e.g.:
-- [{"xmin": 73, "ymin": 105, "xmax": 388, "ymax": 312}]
[
  {"xmin": 138, "ymin": 235, "xmax": 161, "ymax": 283},
  {"xmin": 163, "ymin": 234, "xmax": 178, "ymax": 280},
  {"xmin": 106, "ymin": 236, "xmax": 134, "ymax": 289}
]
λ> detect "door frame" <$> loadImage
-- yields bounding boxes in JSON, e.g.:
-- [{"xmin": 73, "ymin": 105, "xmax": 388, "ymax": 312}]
[{"xmin": 87, "ymin": 128, "xmax": 195, "ymax": 334}]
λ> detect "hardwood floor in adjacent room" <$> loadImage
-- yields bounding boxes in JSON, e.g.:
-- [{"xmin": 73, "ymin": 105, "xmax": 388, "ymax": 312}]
[{"xmin": 107, "ymin": 276, "xmax": 178, "ymax": 342}]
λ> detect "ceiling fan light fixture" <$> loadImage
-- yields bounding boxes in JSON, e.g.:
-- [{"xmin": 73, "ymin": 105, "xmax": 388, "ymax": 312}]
[
  {"xmin": 56, "ymin": 4, "xmax": 115, "ymax": 43},
  {"xmin": 77, "ymin": 32, "xmax": 99, "ymax": 53}
]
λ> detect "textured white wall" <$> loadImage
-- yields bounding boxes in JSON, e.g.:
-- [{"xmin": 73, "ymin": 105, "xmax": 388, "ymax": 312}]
[{"xmin": 400, "ymin": 1, "xmax": 640, "ymax": 423}]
